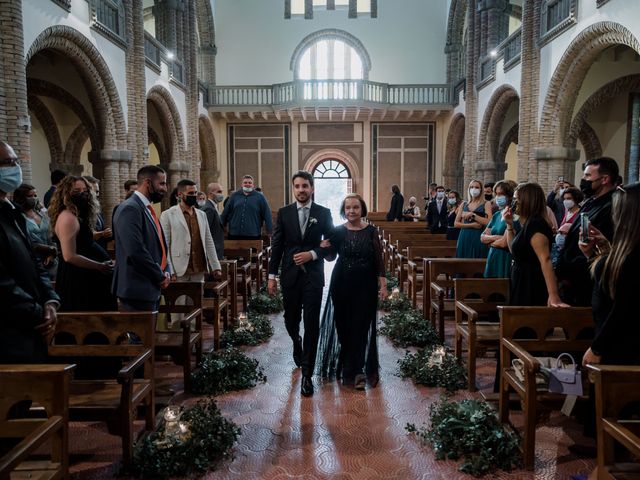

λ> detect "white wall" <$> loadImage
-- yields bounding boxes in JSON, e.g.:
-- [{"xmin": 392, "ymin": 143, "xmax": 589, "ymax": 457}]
[{"xmin": 215, "ymin": 0, "xmax": 449, "ymax": 85}]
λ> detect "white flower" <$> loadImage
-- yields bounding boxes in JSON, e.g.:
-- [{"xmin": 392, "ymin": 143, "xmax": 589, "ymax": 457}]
[{"xmin": 308, "ymin": 217, "xmax": 318, "ymax": 226}]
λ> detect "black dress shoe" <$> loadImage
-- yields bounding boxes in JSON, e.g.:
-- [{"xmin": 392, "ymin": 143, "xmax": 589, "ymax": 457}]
[
  {"xmin": 301, "ymin": 376, "xmax": 314, "ymax": 397},
  {"xmin": 293, "ymin": 335, "xmax": 303, "ymax": 367}
]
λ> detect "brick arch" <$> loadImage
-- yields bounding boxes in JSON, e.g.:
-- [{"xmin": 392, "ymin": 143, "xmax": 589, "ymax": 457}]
[
  {"xmin": 445, "ymin": 0, "xmax": 468, "ymax": 84},
  {"xmin": 496, "ymin": 122, "xmax": 519, "ymax": 176},
  {"xmin": 25, "ymin": 25, "xmax": 126, "ymax": 150},
  {"xmin": 443, "ymin": 113, "xmax": 465, "ymax": 192},
  {"xmin": 569, "ymin": 74, "xmax": 640, "ymax": 148},
  {"xmin": 302, "ymin": 148, "xmax": 360, "ymax": 191},
  {"xmin": 477, "ymin": 85, "xmax": 519, "ymax": 180},
  {"xmin": 63, "ymin": 124, "xmax": 90, "ymax": 166},
  {"xmin": 27, "ymin": 79, "xmax": 99, "ymax": 151},
  {"xmin": 577, "ymin": 123, "xmax": 603, "ymax": 162},
  {"xmin": 147, "ymin": 127, "xmax": 168, "ymax": 167},
  {"xmin": 146, "ymin": 85, "xmax": 186, "ymax": 164},
  {"xmin": 27, "ymin": 95, "xmax": 63, "ymax": 166},
  {"xmin": 198, "ymin": 115, "xmax": 218, "ymax": 186},
  {"xmin": 539, "ymin": 22, "xmax": 640, "ymax": 147},
  {"xmin": 195, "ymin": 0, "xmax": 216, "ymax": 85}
]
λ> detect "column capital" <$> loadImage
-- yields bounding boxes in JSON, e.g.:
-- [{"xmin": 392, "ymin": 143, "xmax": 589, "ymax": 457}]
[
  {"xmin": 534, "ymin": 146, "xmax": 580, "ymax": 162},
  {"xmin": 89, "ymin": 149, "xmax": 133, "ymax": 164}
]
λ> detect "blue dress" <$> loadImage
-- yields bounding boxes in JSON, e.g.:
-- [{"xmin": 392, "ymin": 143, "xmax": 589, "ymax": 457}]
[
  {"xmin": 484, "ymin": 211, "xmax": 516, "ymax": 278},
  {"xmin": 456, "ymin": 202, "xmax": 489, "ymax": 259}
]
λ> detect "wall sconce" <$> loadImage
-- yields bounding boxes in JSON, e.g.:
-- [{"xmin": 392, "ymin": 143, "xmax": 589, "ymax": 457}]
[{"xmin": 17, "ymin": 115, "xmax": 32, "ymax": 133}]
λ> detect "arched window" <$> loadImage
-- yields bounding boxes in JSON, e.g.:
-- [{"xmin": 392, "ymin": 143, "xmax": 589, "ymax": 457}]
[{"xmin": 313, "ymin": 159, "xmax": 350, "ymax": 178}]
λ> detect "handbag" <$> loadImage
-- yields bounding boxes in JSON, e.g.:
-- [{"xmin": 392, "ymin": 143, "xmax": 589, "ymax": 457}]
[{"xmin": 540, "ymin": 353, "xmax": 583, "ymax": 396}]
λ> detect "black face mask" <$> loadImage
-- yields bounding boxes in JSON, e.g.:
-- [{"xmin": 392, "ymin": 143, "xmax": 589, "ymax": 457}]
[
  {"xmin": 511, "ymin": 200, "xmax": 519, "ymax": 214},
  {"xmin": 484, "ymin": 194, "xmax": 493, "ymax": 201},
  {"xmin": 183, "ymin": 194, "xmax": 198, "ymax": 207},
  {"xmin": 580, "ymin": 178, "xmax": 597, "ymax": 197},
  {"xmin": 71, "ymin": 192, "xmax": 90, "ymax": 209},
  {"xmin": 148, "ymin": 184, "xmax": 164, "ymax": 204}
]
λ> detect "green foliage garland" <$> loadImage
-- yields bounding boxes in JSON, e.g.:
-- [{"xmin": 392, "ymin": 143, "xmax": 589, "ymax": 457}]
[
  {"xmin": 406, "ymin": 397, "xmax": 521, "ymax": 477},
  {"xmin": 379, "ymin": 292, "xmax": 412, "ymax": 311},
  {"xmin": 191, "ymin": 347, "xmax": 267, "ymax": 395},
  {"xmin": 380, "ymin": 309, "xmax": 440, "ymax": 348},
  {"xmin": 248, "ymin": 285, "xmax": 283, "ymax": 314},
  {"xmin": 132, "ymin": 399, "xmax": 240, "ymax": 479},
  {"xmin": 397, "ymin": 345, "xmax": 467, "ymax": 392},
  {"xmin": 385, "ymin": 273, "xmax": 399, "ymax": 291},
  {"xmin": 220, "ymin": 313, "xmax": 274, "ymax": 347}
]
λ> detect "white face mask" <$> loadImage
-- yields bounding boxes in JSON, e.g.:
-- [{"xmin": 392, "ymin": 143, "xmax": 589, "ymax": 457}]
[
  {"xmin": 563, "ymin": 199, "xmax": 575, "ymax": 210},
  {"xmin": 555, "ymin": 233, "xmax": 566, "ymax": 248},
  {"xmin": 436, "ymin": 191, "xmax": 445, "ymax": 200},
  {"xmin": 197, "ymin": 200, "xmax": 206, "ymax": 208},
  {"xmin": 469, "ymin": 188, "xmax": 481, "ymax": 198}
]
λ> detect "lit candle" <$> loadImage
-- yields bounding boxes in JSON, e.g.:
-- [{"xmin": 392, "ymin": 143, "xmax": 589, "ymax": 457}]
[{"xmin": 163, "ymin": 406, "xmax": 181, "ymax": 437}]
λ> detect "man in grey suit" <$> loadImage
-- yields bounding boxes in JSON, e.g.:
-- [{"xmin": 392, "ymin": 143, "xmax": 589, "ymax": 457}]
[
  {"xmin": 200, "ymin": 182, "xmax": 225, "ymax": 260},
  {"xmin": 112, "ymin": 165, "xmax": 170, "ymax": 311}
]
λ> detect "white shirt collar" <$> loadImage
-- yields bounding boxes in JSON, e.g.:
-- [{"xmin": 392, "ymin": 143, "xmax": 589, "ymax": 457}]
[
  {"xmin": 134, "ymin": 190, "xmax": 151, "ymax": 208},
  {"xmin": 296, "ymin": 200, "xmax": 313, "ymax": 209},
  {"xmin": 2, "ymin": 197, "xmax": 15, "ymax": 209}
]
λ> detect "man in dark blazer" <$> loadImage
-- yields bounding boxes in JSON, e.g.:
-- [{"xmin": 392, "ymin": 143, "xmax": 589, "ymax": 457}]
[
  {"xmin": 386, "ymin": 184, "xmax": 404, "ymax": 221},
  {"xmin": 0, "ymin": 141, "xmax": 59, "ymax": 363},
  {"xmin": 112, "ymin": 165, "xmax": 171, "ymax": 311},
  {"xmin": 426, "ymin": 185, "xmax": 449, "ymax": 234},
  {"xmin": 268, "ymin": 171, "xmax": 334, "ymax": 397},
  {"xmin": 200, "ymin": 181, "xmax": 225, "ymax": 260}
]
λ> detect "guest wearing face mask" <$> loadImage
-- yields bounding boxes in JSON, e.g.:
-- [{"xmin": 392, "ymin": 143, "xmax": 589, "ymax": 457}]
[
  {"xmin": 425, "ymin": 186, "xmax": 448, "ymax": 233},
  {"xmin": 13, "ymin": 184, "xmax": 58, "ymax": 281},
  {"xmin": 454, "ymin": 179, "xmax": 493, "ymax": 258},
  {"xmin": 546, "ymin": 179, "xmax": 571, "ymax": 226},
  {"xmin": 196, "ymin": 191, "xmax": 207, "ymax": 208},
  {"xmin": 481, "ymin": 180, "xmax": 519, "ymax": 278},
  {"xmin": 446, "ymin": 190, "xmax": 462, "ymax": 241},
  {"xmin": 221, "ymin": 175, "xmax": 273, "ymax": 240},
  {"xmin": 402, "ymin": 196, "xmax": 421, "ymax": 222},
  {"xmin": 200, "ymin": 182, "xmax": 225, "ymax": 260},
  {"xmin": 484, "ymin": 182, "xmax": 498, "ymax": 214},
  {"xmin": 49, "ymin": 176, "xmax": 116, "ymax": 311}
]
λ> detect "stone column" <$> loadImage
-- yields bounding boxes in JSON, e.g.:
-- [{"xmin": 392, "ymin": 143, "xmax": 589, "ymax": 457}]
[
  {"xmin": 183, "ymin": 0, "xmax": 200, "ymax": 181},
  {"xmin": 627, "ymin": 93, "xmax": 640, "ymax": 183},
  {"xmin": 90, "ymin": 150, "xmax": 132, "ymax": 227},
  {"xmin": 534, "ymin": 147, "xmax": 580, "ymax": 192},
  {"xmin": 0, "ymin": 0, "xmax": 31, "ymax": 179},
  {"xmin": 463, "ymin": 0, "xmax": 480, "ymax": 184}
]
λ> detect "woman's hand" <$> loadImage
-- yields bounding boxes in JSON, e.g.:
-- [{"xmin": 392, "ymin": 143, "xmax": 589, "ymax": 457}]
[
  {"xmin": 461, "ymin": 211, "xmax": 474, "ymax": 221},
  {"xmin": 547, "ymin": 293, "xmax": 569, "ymax": 308},
  {"xmin": 99, "ymin": 260, "xmax": 114, "ymax": 274},
  {"xmin": 582, "ymin": 347, "xmax": 601, "ymax": 368},
  {"xmin": 502, "ymin": 206, "xmax": 513, "ymax": 226}
]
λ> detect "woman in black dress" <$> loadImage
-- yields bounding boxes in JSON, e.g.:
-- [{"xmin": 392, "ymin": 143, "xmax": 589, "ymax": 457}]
[
  {"xmin": 503, "ymin": 183, "xmax": 566, "ymax": 307},
  {"xmin": 49, "ymin": 176, "xmax": 116, "ymax": 311},
  {"xmin": 446, "ymin": 190, "xmax": 462, "ymax": 241},
  {"xmin": 316, "ymin": 194, "xmax": 387, "ymax": 390},
  {"xmin": 386, "ymin": 184, "xmax": 404, "ymax": 221}
]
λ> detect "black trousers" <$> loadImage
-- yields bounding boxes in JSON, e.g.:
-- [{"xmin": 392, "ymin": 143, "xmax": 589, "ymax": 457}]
[{"xmin": 282, "ymin": 275, "xmax": 323, "ymax": 377}]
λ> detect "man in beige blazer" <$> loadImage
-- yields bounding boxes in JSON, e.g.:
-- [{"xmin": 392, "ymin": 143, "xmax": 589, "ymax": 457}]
[{"xmin": 160, "ymin": 179, "xmax": 221, "ymax": 283}]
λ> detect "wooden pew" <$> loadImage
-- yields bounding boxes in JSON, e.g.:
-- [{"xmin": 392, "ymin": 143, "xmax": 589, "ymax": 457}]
[
  {"xmin": 157, "ymin": 281, "xmax": 203, "ymax": 392},
  {"xmin": 49, "ymin": 311, "xmax": 156, "ymax": 467},
  {"xmin": 221, "ymin": 259, "xmax": 238, "ymax": 322},
  {"xmin": 453, "ymin": 278, "xmax": 510, "ymax": 391},
  {"xmin": 423, "ymin": 258, "xmax": 487, "ymax": 342},
  {"xmin": 398, "ymin": 245, "xmax": 456, "ymax": 293},
  {"xmin": 224, "ymin": 239, "xmax": 264, "ymax": 291},
  {"xmin": 224, "ymin": 248, "xmax": 252, "ymax": 313},
  {"xmin": 0, "ymin": 364, "xmax": 75, "ymax": 480},
  {"xmin": 498, "ymin": 306, "xmax": 594, "ymax": 469},
  {"xmin": 587, "ymin": 364, "xmax": 640, "ymax": 480},
  {"xmin": 203, "ymin": 262, "xmax": 231, "ymax": 350}
]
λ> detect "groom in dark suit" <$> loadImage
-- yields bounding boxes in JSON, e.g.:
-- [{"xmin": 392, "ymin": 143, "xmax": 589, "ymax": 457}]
[{"xmin": 268, "ymin": 171, "xmax": 334, "ymax": 397}]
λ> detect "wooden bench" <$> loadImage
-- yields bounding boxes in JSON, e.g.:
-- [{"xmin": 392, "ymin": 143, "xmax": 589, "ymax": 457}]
[
  {"xmin": 453, "ymin": 278, "xmax": 510, "ymax": 391},
  {"xmin": 225, "ymin": 239, "xmax": 264, "ymax": 291},
  {"xmin": 423, "ymin": 258, "xmax": 487, "ymax": 342},
  {"xmin": 224, "ymin": 248, "xmax": 252, "ymax": 313},
  {"xmin": 49, "ymin": 311, "xmax": 156, "ymax": 467},
  {"xmin": 398, "ymin": 245, "xmax": 456, "ymax": 293},
  {"xmin": 587, "ymin": 364, "xmax": 640, "ymax": 479},
  {"xmin": 498, "ymin": 306, "xmax": 594, "ymax": 469},
  {"xmin": 157, "ymin": 281, "xmax": 204, "ymax": 392},
  {"xmin": 203, "ymin": 262, "xmax": 231, "ymax": 350},
  {"xmin": 0, "ymin": 364, "xmax": 75, "ymax": 480}
]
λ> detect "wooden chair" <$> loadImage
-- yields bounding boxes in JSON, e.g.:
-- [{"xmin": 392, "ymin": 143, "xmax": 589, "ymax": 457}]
[
  {"xmin": 49, "ymin": 311, "xmax": 156, "ymax": 467},
  {"xmin": 587, "ymin": 364, "xmax": 640, "ymax": 480},
  {"xmin": 157, "ymin": 281, "xmax": 204, "ymax": 392},
  {"xmin": 498, "ymin": 306, "xmax": 594, "ymax": 469},
  {"xmin": 224, "ymin": 248, "xmax": 252, "ymax": 313},
  {"xmin": 0, "ymin": 364, "xmax": 75, "ymax": 480},
  {"xmin": 424, "ymin": 258, "xmax": 487, "ymax": 342},
  {"xmin": 203, "ymin": 262, "xmax": 231, "ymax": 350},
  {"xmin": 453, "ymin": 278, "xmax": 510, "ymax": 391},
  {"xmin": 224, "ymin": 239, "xmax": 264, "ymax": 291}
]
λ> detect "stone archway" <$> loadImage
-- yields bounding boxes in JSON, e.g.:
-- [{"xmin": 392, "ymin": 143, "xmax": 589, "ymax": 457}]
[
  {"xmin": 443, "ymin": 113, "xmax": 465, "ymax": 192},
  {"xmin": 198, "ymin": 115, "xmax": 218, "ymax": 188},
  {"xmin": 477, "ymin": 85, "xmax": 519, "ymax": 183},
  {"xmin": 27, "ymin": 95, "xmax": 63, "ymax": 167},
  {"xmin": 496, "ymin": 122, "xmax": 519, "ymax": 178},
  {"xmin": 445, "ymin": 0, "xmax": 468, "ymax": 84},
  {"xmin": 302, "ymin": 148, "xmax": 360, "ymax": 190},
  {"xmin": 576, "ymin": 123, "xmax": 603, "ymax": 162}
]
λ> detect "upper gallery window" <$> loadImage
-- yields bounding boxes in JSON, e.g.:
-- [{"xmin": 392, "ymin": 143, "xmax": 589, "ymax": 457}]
[{"xmin": 298, "ymin": 38, "xmax": 364, "ymax": 80}]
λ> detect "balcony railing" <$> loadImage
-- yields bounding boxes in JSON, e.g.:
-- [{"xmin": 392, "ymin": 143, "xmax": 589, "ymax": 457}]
[
  {"xmin": 208, "ymin": 80, "xmax": 452, "ymax": 107},
  {"xmin": 171, "ymin": 60, "xmax": 184, "ymax": 85},
  {"xmin": 144, "ymin": 32, "xmax": 163, "ymax": 68},
  {"xmin": 479, "ymin": 56, "xmax": 496, "ymax": 84},
  {"xmin": 540, "ymin": 0, "xmax": 577, "ymax": 45},
  {"xmin": 502, "ymin": 27, "xmax": 522, "ymax": 67}
]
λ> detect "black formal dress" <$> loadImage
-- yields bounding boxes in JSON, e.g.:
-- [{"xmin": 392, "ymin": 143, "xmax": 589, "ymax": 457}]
[
  {"xmin": 316, "ymin": 225, "xmax": 384, "ymax": 381},
  {"xmin": 446, "ymin": 209, "xmax": 460, "ymax": 241},
  {"xmin": 55, "ymin": 218, "xmax": 117, "ymax": 311},
  {"xmin": 386, "ymin": 192, "xmax": 404, "ymax": 221},
  {"xmin": 509, "ymin": 215, "xmax": 553, "ymax": 306}
]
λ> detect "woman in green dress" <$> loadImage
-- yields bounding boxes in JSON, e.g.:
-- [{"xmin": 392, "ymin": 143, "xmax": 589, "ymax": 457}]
[
  {"xmin": 481, "ymin": 180, "xmax": 518, "ymax": 278},
  {"xmin": 454, "ymin": 179, "xmax": 493, "ymax": 258}
]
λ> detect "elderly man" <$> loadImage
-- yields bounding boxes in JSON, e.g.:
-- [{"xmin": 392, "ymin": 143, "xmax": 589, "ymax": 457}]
[
  {"xmin": 221, "ymin": 175, "xmax": 272, "ymax": 240},
  {"xmin": 0, "ymin": 141, "xmax": 59, "ymax": 363},
  {"xmin": 199, "ymin": 181, "xmax": 225, "ymax": 260}
]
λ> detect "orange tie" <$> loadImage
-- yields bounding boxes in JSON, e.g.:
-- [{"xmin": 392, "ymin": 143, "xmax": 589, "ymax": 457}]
[{"xmin": 147, "ymin": 205, "xmax": 167, "ymax": 270}]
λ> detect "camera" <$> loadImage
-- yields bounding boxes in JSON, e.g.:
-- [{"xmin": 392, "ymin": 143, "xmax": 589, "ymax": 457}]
[{"xmin": 579, "ymin": 213, "xmax": 590, "ymax": 243}]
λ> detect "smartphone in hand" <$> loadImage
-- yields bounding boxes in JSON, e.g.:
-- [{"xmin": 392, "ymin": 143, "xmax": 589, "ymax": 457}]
[{"xmin": 580, "ymin": 213, "xmax": 590, "ymax": 243}]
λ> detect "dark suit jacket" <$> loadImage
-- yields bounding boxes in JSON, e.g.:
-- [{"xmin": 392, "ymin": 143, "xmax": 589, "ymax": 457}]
[
  {"xmin": 112, "ymin": 193, "xmax": 170, "ymax": 303},
  {"xmin": 268, "ymin": 203, "xmax": 333, "ymax": 289},
  {"xmin": 386, "ymin": 193, "xmax": 404, "ymax": 221},
  {"xmin": 200, "ymin": 199, "xmax": 224, "ymax": 260},
  {"xmin": 0, "ymin": 200, "xmax": 59, "ymax": 363},
  {"xmin": 426, "ymin": 199, "xmax": 448, "ymax": 233}
]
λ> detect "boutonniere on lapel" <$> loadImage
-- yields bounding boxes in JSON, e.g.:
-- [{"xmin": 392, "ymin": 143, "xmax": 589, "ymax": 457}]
[{"xmin": 307, "ymin": 217, "xmax": 318, "ymax": 227}]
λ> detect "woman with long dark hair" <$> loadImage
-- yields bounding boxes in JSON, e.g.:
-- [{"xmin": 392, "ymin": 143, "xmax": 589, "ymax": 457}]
[{"xmin": 454, "ymin": 179, "xmax": 493, "ymax": 258}]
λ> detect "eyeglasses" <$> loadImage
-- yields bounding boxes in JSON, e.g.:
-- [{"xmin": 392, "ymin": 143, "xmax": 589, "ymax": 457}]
[
  {"xmin": 0, "ymin": 157, "xmax": 20, "ymax": 167},
  {"xmin": 616, "ymin": 185, "xmax": 627, "ymax": 194}
]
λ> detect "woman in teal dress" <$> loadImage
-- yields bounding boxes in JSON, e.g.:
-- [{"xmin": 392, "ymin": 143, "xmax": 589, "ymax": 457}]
[
  {"xmin": 481, "ymin": 180, "xmax": 518, "ymax": 277},
  {"xmin": 455, "ymin": 179, "xmax": 493, "ymax": 258}
]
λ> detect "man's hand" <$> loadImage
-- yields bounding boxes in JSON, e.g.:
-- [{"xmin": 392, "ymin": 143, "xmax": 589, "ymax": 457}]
[
  {"xmin": 35, "ymin": 303, "xmax": 58, "ymax": 340},
  {"xmin": 582, "ymin": 347, "xmax": 601, "ymax": 368},
  {"xmin": 293, "ymin": 251, "xmax": 313, "ymax": 265},
  {"xmin": 160, "ymin": 272, "xmax": 171, "ymax": 289},
  {"xmin": 103, "ymin": 227, "xmax": 113, "ymax": 238},
  {"xmin": 268, "ymin": 278, "xmax": 278, "ymax": 296},
  {"xmin": 212, "ymin": 269, "xmax": 222, "ymax": 281}
]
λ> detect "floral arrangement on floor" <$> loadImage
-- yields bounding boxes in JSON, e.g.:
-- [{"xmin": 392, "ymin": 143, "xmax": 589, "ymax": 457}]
[
  {"xmin": 379, "ymin": 287, "xmax": 412, "ymax": 311},
  {"xmin": 220, "ymin": 312, "xmax": 274, "ymax": 347},
  {"xmin": 379, "ymin": 308, "xmax": 439, "ymax": 348},
  {"xmin": 406, "ymin": 397, "xmax": 521, "ymax": 477},
  {"xmin": 397, "ymin": 345, "xmax": 467, "ymax": 392},
  {"xmin": 132, "ymin": 399, "xmax": 240, "ymax": 479},
  {"xmin": 191, "ymin": 347, "xmax": 267, "ymax": 395},
  {"xmin": 385, "ymin": 273, "xmax": 399, "ymax": 292},
  {"xmin": 247, "ymin": 285, "xmax": 284, "ymax": 314}
]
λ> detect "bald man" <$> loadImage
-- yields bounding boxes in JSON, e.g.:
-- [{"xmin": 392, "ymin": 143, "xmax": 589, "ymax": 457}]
[{"xmin": 199, "ymin": 182, "xmax": 225, "ymax": 260}]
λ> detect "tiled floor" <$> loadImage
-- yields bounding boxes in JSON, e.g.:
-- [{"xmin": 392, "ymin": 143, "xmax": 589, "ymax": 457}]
[{"xmin": 64, "ymin": 304, "xmax": 597, "ymax": 479}]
